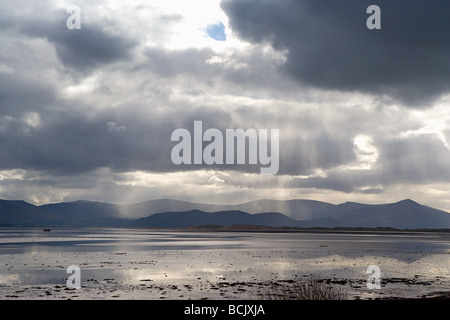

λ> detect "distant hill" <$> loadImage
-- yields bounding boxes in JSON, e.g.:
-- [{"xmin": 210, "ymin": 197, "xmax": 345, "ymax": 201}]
[
  {"xmin": 115, "ymin": 198, "xmax": 450, "ymax": 229},
  {"xmin": 223, "ymin": 199, "xmax": 336, "ymax": 220},
  {"xmin": 0, "ymin": 200, "xmax": 57, "ymax": 227},
  {"xmin": 113, "ymin": 198, "xmax": 336, "ymax": 220},
  {"xmin": 325, "ymin": 199, "xmax": 450, "ymax": 229},
  {"xmin": 39, "ymin": 200, "xmax": 130, "ymax": 227},
  {"xmin": 128, "ymin": 210, "xmax": 299, "ymax": 228},
  {"xmin": 0, "ymin": 198, "xmax": 449, "ymax": 229},
  {"xmin": 0, "ymin": 199, "xmax": 129, "ymax": 227}
]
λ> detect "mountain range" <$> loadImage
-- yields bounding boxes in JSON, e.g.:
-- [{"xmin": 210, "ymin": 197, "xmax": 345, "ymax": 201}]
[{"xmin": 0, "ymin": 198, "xmax": 449, "ymax": 229}]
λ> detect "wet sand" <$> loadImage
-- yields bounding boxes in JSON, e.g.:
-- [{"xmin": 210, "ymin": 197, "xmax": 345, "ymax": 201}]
[
  {"xmin": 0, "ymin": 228, "xmax": 449, "ymax": 300},
  {"xmin": 1, "ymin": 275, "xmax": 449, "ymax": 300}
]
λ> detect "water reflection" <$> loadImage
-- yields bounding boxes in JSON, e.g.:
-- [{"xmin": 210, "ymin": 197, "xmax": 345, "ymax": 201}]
[{"xmin": 0, "ymin": 228, "xmax": 449, "ymax": 288}]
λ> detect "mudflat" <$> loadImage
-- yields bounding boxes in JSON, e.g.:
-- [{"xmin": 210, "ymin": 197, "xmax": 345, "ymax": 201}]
[{"xmin": 0, "ymin": 228, "xmax": 448, "ymax": 300}]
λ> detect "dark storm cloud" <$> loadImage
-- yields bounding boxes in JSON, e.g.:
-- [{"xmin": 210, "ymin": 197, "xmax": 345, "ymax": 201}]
[
  {"xmin": 288, "ymin": 131, "xmax": 450, "ymax": 194},
  {"xmin": 17, "ymin": 9, "xmax": 137, "ymax": 71},
  {"xmin": 380, "ymin": 135, "xmax": 450, "ymax": 184},
  {"xmin": 0, "ymin": 100, "xmax": 234, "ymax": 175},
  {"xmin": 278, "ymin": 133, "xmax": 355, "ymax": 175},
  {"xmin": 1, "ymin": 0, "xmax": 449, "ymax": 201},
  {"xmin": 222, "ymin": 0, "xmax": 450, "ymax": 106},
  {"xmin": 0, "ymin": 74, "xmax": 55, "ymax": 116}
]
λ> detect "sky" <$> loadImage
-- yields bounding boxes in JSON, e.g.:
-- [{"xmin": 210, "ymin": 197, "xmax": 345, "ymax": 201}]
[{"xmin": 1, "ymin": 0, "xmax": 450, "ymax": 211}]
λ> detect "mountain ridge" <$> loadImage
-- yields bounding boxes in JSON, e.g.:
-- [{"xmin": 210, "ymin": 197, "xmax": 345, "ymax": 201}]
[
  {"xmin": 128, "ymin": 209, "xmax": 299, "ymax": 228},
  {"xmin": 0, "ymin": 198, "xmax": 449, "ymax": 229}
]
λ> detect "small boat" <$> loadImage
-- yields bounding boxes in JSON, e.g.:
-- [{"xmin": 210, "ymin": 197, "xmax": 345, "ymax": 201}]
[{"xmin": 43, "ymin": 229, "xmax": 51, "ymax": 232}]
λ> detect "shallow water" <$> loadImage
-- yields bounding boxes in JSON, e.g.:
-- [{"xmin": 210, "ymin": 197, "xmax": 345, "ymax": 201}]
[{"xmin": 0, "ymin": 228, "xmax": 449, "ymax": 299}]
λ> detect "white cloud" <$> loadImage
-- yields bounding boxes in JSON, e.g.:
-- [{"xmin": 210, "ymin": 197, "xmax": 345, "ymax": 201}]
[
  {"xmin": 351, "ymin": 135, "xmax": 379, "ymax": 170},
  {"xmin": 399, "ymin": 106, "xmax": 450, "ymax": 150},
  {"xmin": 0, "ymin": 0, "xmax": 449, "ymax": 211}
]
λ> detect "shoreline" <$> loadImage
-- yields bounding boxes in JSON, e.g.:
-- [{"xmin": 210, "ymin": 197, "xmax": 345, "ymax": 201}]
[
  {"xmin": 1, "ymin": 276, "xmax": 449, "ymax": 300},
  {"xmin": 2, "ymin": 225, "xmax": 450, "ymax": 236}
]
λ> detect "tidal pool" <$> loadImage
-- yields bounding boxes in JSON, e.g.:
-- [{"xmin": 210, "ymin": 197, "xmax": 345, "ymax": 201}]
[{"xmin": 0, "ymin": 228, "xmax": 448, "ymax": 299}]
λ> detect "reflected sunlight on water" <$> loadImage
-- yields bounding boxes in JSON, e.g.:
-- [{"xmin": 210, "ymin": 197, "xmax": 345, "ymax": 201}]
[{"xmin": 0, "ymin": 228, "xmax": 448, "ymax": 299}]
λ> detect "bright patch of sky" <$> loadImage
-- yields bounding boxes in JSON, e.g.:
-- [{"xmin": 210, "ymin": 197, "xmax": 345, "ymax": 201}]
[{"xmin": 206, "ymin": 22, "xmax": 226, "ymax": 41}]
